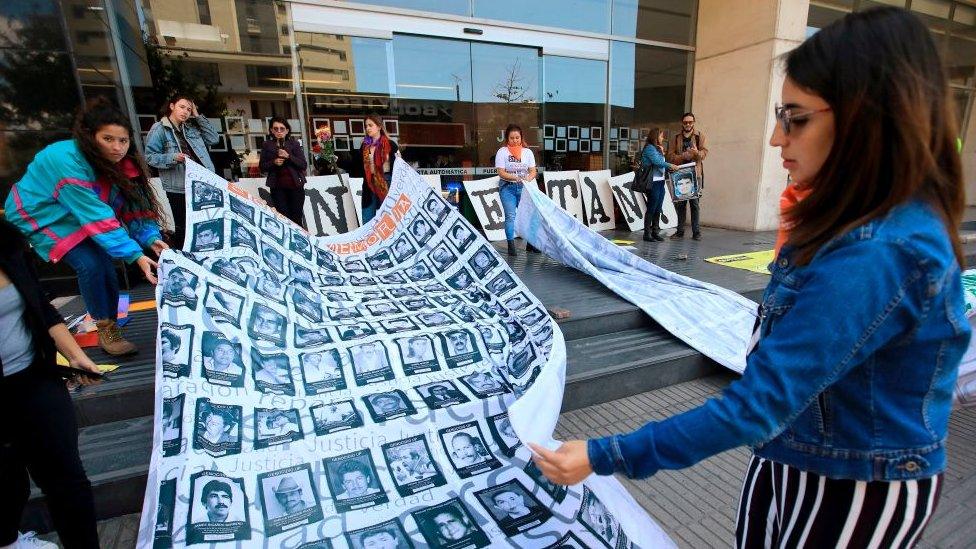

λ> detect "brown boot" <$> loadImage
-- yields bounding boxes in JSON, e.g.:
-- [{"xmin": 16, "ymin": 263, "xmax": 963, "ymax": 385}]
[{"xmin": 96, "ymin": 319, "xmax": 137, "ymax": 356}]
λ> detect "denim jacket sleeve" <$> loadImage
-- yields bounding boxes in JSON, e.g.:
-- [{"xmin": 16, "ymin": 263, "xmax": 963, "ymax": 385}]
[
  {"xmin": 144, "ymin": 124, "xmax": 178, "ymax": 169},
  {"xmin": 641, "ymin": 146, "xmax": 667, "ymax": 171},
  {"xmin": 191, "ymin": 115, "xmax": 220, "ymax": 146},
  {"xmin": 587, "ymin": 238, "xmax": 925, "ymax": 478}
]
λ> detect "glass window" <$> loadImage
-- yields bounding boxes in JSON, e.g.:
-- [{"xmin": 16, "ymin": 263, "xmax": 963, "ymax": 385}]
[
  {"xmin": 947, "ymin": 33, "xmax": 976, "ymax": 88},
  {"xmin": 393, "ymin": 35, "xmax": 472, "ymax": 101},
  {"xmin": 953, "ymin": 88, "xmax": 972, "ymax": 131},
  {"xmin": 338, "ymin": 0, "xmax": 469, "ymax": 16},
  {"xmin": 0, "ymin": 49, "xmax": 82, "ymax": 131},
  {"xmin": 474, "ymin": 0, "xmax": 611, "ymax": 34},
  {"xmin": 542, "ymin": 55, "xmax": 607, "ymax": 171},
  {"xmin": 0, "ymin": 0, "xmax": 68, "ymax": 51},
  {"xmin": 806, "ymin": 3, "xmax": 850, "ymax": 37},
  {"xmin": 0, "ymin": 130, "xmax": 73, "ymax": 202},
  {"xmin": 609, "ymin": 41, "xmax": 689, "ymax": 174},
  {"xmin": 611, "ymin": 0, "xmax": 697, "ymax": 45}
]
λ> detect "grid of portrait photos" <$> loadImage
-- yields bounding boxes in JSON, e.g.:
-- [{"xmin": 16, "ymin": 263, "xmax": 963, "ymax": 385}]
[{"xmin": 139, "ymin": 159, "xmax": 664, "ymax": 548}]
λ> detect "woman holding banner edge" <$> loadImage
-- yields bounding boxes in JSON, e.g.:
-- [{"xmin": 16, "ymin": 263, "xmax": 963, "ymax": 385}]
[
  {"xmin": 532, "ymin": 8, "xmax": 968, "ymax": 547},
  {"xmin": 495, "ymin": 124, "xmax": 538, "ymax": 257}
]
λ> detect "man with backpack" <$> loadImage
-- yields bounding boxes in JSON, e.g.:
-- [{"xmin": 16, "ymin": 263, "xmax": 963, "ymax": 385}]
[{"xmin": 667, "ymin": 112, "xmax": 708, "ymax": 240}]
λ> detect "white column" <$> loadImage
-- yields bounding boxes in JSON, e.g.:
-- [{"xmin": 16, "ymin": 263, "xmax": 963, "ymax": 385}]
[{"xmin": 691, "ymin": 0, "xmax": 809, "ymax": 231}]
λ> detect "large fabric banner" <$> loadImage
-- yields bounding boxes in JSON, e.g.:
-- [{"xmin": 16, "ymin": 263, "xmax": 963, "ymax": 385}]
[
  {"xmin": 516, "ymin": 184, "xmax": 756, "ymax": 373},
  {"xmin": 955, "ymin": 269, "xmax": 976, "ymax": 407},
  {"xmin": 138, "ymin": 159, "xmax": 673, "ymax": 548},
  {"xmin": 301, "ymin": 176, "xmax": 360, "ymax": 237},
  {"xmin": 461, "ymin": 177, "xmax": 507, "ymax": 243}
]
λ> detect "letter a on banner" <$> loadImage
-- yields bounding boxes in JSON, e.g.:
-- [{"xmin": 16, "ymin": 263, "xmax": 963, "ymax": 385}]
[
  {"xmin": 543, "ymin": 170, "xmax": 585, "ymax": 222},
  {"xmin": 578, "ymin": 170, "xmax": 615, "ymax": 231},
  {"xmin": 462, "ymin": 176, "xmax": 507, "ymax": 242},
  {"xmin": 608, "ymin": 172, "xmax": 648, "ymax": 232}
]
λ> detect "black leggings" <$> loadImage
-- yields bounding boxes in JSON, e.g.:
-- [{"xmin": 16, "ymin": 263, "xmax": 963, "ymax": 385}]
[
  {"xmin": 166, "ymin": 191, "xmax": 187, "ymax": 250},
  {"xmin": 270, "ymin": 186, "xmax": 306, "ymax": 228},
  {"xmin": 0, "ymin": 365, "xmax": 98, "ymax": 548}
]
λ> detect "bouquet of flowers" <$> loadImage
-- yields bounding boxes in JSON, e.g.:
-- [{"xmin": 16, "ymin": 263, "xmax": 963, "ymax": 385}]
[{"xmin": 312, "ymin": 124, "xmax": 338, "ymax": 175}]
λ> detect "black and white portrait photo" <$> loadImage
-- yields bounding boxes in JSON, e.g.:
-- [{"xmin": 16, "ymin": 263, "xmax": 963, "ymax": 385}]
[
  {"xmin": 324, "ymin": 290, "xmax": 351, "ymax": 303},
  {"xmin": 450, "ymin": 304, "xmax": 481, "ymax": 324},
  {"xmin": 415, "ymin": 380, "xmax": 469, "ymax": 410},
  {"xmin": 191, "ymin": 180, "xmax": 223, "ymax": 211},
  {"xmin": 349, "ymin": 275, "xmax": 373, "ymax": 287},
  {"xmin": 362, "ymin": 390, "xmax": 417, "ymax": 423},
  {"xmin": 349, "ymin": 341, "xmax": 394, "ymax": 385},
  {"xmin": 412, "ymin": 498, "xmax": 489, "ymax": 549},
  {"xmin": 253, "ymin": 408, "xmax": 303, "ymax": 449},
  {"xmin": 383, "ymin": 316, "xmax": 419, "ymax": 334},
  {"xmin": 418, "ymin": 311, "xmax": 452, "ymax": 328},
  {"xmin": 487, "ymin": 271, "xmax": 517, "ymax": 296},
  {"xmin": 403, "ymin": 296, "xmax": 432, "ymax": 312},
  {"xmin": 323, "ymin": 449, "xmax": 389, "ymax": 513},
  {"xmin": 547, "ymin": 532, "xmax": 587, "ymax": 548},
  {"xmin": 434, "ymin": 295, "xmax": 460, "ymax": 308},
  {"xmin": 210, "ymin": 258, "xmax": 248, "ymax": 287},
  {"xmin": 447, "ymin": 220, "xmax": 475, "ymax": 252},
  {"xmin": 204, "ymin": 285, "xmax": 245, "ymax": 328},
  {"xmin": 153, "ymin": 479, "xmax": 176, "ymax": 547},
  {"xmin": 292, "ymin": 288, "xmax": 324, "ymax": 323},
  {"xmin": 318, "ymin": 273, "xmax": 346, "ymax": 289},
  {"xmin": 345, "ymin": 519, "xmax": 412, "ymax": 549},
  {"xmin": 343, "ymin": 258, "xmax": 368, "ymax": 273},
  {"xmin": 250, "ymin": 349, "xmax": 295, "ymax": 395},
  {"xmin": 247, "ymin": 303, "xmax": 287, "ymax": 347},
  {"xmin": 390, "ymin": 234, "xmax": 416, "ymax": 262},
  {"xmin": 262, "ymin": 241, "xmax": 286, "ymax": 274},
  {"xmin": 505, "ymin": 319, "xmax": 528, "ymax": 345},
  {"xmin": 261, "ymin": 212, "xmax": 286, "ymax": 244},
  {"xmin": 295, "ymin": 324, "xmax": 333, "ymax": 348},
  {"xmin": 507, "ymin": 344, "xmax": 538, "ymax": 380},
  {"xmin": 422, "ymin": 281, "xmax": 449, "ymax": 294},
  {"xmin": 477, "ymin": 325, "xmax": 506, "ymax": 354},
  {"xmin": 405, "ymin": 260, "xmax": 434, "ymax": 282},
  {"xmin": 300, "ymin": 349, "xmax": 346, "ymax": 394},
  {"xmin": 408, "ymin": 216, "xmax": 435, "ymax": 242},
  {"xmin": 201, "ymin": 332, "xmax": 245, "ymax": 387},
  {"xmin": 385, "ymin": 286, "xmax": 418, "ymax": 301},
  {"xmin": 230, "ymin": 219, "xmax": 257, "ymax": 252},
  {"xmin": 429, "ymin": 242, "xmax": 457, "ymax": 272},
  {"xmin": 338, "ymin": 322, "xmax": 377, "ymax": 341},
  {"xmin": 503, "ymin": 292, "xmax": 532, "ymax": 312},
  {"xmin": 161, "ymin": 267, "xmax": 198, "ymax": 309},
  {"xmin": 192, "ymin": 399, "xmax": 242, "ymax": 457},
  {"xmin": 328, "ymin": 305, "xmax": 363, "ymax": 322},
  {"xmin": 395, "ymin": 335, "xmax": 440, "ymax": 375},
  {"xmin": 577, "ymin": 487, "xmax": 626, "ymax": 549},
  {"xmin": 520, "ymin": 307, "xmax": 547, "ymax": 327},
  {"xmin": 377, "ymin": 272, "xmax": 406, "ymax": 285},
  {"xmin": 366, "ymin": 250, "xmax": 394, "ymax": 271},
  {"xmin": 161, "ymin": 394, "xmax": 184, "ymax": 457},
  {"xmin": 316, "ymin": 248, "xmax": 339, "ymax": 272},
  {"xmin": 438, "ymin": 421, "xmax": 501, "ymax": 479},
  {"xmin": 254, "ymin": 274, "xmax": 287, "ymax": 304},
  {"xmin": 474, "ymin": 479, "xmax": 552, "ymax": 536},
  {"xmin": 290, "ymin": 261, "xmax": 316, "ymax": 288},
  {"xmin": 487, "ymin": 412, "xmax": 521, "ymax": 457},
  {"xmin": 185, "ymin": 471, "xmax": 250, "ymax": 545},
  {"xmin": 380, "ymin": 435, "xmax": 445, "ymax": 497},
  {"xmin": 440, "ymin": 329, "xmax": 482, "ymax": 369},
  {"xmin": 459, "ymin": 371, "xmax": 510, "ymax": 399},
  {"xmin": 289, "ymin": 231, "xmax": 313, "ymax": 261},
  {"xmin": 310, "ymin": 400, "xmax": 363, "ymax": 435},
  {"xmin": 229, "ymin": 194, "xmax": 256, "ymax": 224},
  {"xmin": 366, "ymin": 301, "xmax": 401, "ymax": 316},
  {"xmin": 468, "ymin": 246, "xmax": 499, "ymax": 279},
  {"xmin": 257, "ymin": 464, "xmax": 323, "ymax": 536},
  {"xmin": 191, "ymin": 218, "xmax": 224, "ymax": 252},
  {"xmin": 446, "ymin": 268, "xmax": 475, "ymax": 291},
  {"xmin": 296, "ymin": 539, "xmax": 333, "ymax": 549},
  {"xmin": 423, "ymin": 192, "xmax": 450, "ymax": 225},
  {"xmin": 533, "ymin": 322, "xmax": 554, "ymax": 347},
  {"xmin": 523, "ymin": 460, "xmax": 568, "ymax": 504},
  {"xmin": 160, "ymin": 323, "xmax": 192, "ymax": 378},
  {"xmin": 358, "ymin": 289, "xmax": 386, "ymax": 302}
]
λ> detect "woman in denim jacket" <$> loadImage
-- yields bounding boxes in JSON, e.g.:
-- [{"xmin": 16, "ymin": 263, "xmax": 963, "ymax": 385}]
[
  {"xmin": 144, "ymin": 95, "xmax": 219, "ymax": 248},
  {"xmin": 532, "ymin": 8, "xmax": 969, "ymax": 547},
  {"xmin": 639, "ymin": 128, "xmax": 678, "ymax": 242}
]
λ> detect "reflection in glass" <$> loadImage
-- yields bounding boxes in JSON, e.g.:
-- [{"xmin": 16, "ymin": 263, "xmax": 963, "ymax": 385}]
[
  {"xmin": 611, "ymin": 0, "xmax": 697, "ymax": 45},
  {"xmin": 609, "ymin": 41, "xmax": 689, "ymax": 174},
  {"xmin": 542, "ymin": 55, "xmax": 606, "ymax": 171},
  {"xmin": 393, "ymin": 35, "xmax": 472, "ymax": 101},
  {"xmin": 0, "ymin": 130, "xmax": 73, "ymax": 200},
  {"xmin": 474, "ymin": 0, "xmax": 610, "ymax": 34},
  {"xmin": 0, "ymin": 50, "xmax": 81, "ymax": 131},
  {"xmin": 0, "ymin": 0, "xmax": 67, "ymax": 51},
  {"xmin": 340, "ymin": 0, "xmax": 469, "ymax": 16}
]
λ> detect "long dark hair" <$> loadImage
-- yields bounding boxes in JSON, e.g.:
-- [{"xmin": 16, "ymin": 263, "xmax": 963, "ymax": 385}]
[
  {"xmin": 160, "ymin": 93, "xmax": 194, "ymax": 119},
  {"xmin": 645, "ymin": 128, "xmax": 664, "ymax": 151},
  {"xmin": 504, "ymin": 124, "xmax": 523, "ymax": 143},
  {"xmin": 783, "ymin": 7, "xmax": 964, "ymax": 266},
  {"xmin": 74, "ymin": 98, "xmax": 162, "ymax": 220},
  {"xmin": 267, "ymin": 116, "xmax": 291, "ymax": 141},
  {"xmin": 365, "ymin": 113, "xmax": 387, "ymax": 138}
]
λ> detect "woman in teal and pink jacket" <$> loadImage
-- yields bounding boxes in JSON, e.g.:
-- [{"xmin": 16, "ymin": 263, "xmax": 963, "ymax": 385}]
[{"xmin": 4, "ymin": 99, "xmax": 168, "ymax": 356}]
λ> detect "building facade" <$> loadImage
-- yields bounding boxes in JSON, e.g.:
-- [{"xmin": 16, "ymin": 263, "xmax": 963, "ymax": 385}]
[{"xmin": 1, "ymin": 0, "xmax": 973, "ymax": 231}]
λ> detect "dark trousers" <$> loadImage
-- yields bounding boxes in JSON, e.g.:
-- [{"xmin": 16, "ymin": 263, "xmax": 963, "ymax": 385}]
[
  {"xmin": 61, "ymin": 239, "xmax": 119, "ymax": 321},
  {"xmin": 0, "ymin": 365, "xmax": 98, "ymax": 548},
  {"xmin": 271, "ymin": 186, "xmax": 306, "ymax": 228},
  {"xmin": 165, "ymin": 191, "xmax": 186, "ymax": 249},
  {"xmin": 643, "ymin": 182, "xmax": 666, "ymax": 236},
  {"xmin": 674, "ymin": 197, "xmax": 700, "ymax": 236}
]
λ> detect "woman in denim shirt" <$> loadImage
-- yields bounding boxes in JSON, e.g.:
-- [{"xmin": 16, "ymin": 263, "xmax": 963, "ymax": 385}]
[
  {"xmin": 639, "ymin": 128, "xmax": 678, "ymax": 242},
  {"xmin": 532, "ymin": 8, "xmax": 969, "ymax": 547}
]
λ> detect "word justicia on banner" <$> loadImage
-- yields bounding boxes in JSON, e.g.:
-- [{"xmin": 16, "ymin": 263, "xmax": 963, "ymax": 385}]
[{"xmin": 137, "ymin": 158, "xmax": 674, "ymax": 548}]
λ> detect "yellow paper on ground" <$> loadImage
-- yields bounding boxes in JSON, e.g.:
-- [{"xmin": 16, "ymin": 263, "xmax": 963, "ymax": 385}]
[
  {"xmin": 56, "ymin": 353, "xmax": 120, "ymax": 373},
  {"xmin": 705, "ymin": 249, "xmax": 775, "ymax": 274},
  {"xmin": 611, "ymin": 239, "xmax": 635, "ymax": 245},
  {"xmin": 129, "ymin": 299, "xmax": 157, "ymax": 312}
]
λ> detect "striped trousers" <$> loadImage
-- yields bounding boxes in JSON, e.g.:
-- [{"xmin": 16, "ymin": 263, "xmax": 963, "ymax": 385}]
[{"xmin": 735, "ymin": 455, "xmax": 942, "ymax": 549}]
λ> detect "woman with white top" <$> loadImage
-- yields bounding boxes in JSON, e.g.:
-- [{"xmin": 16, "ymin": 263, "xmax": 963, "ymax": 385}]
[{"xmin": 494, "ymin": 124, "xmax": 538, "ymax": 256}]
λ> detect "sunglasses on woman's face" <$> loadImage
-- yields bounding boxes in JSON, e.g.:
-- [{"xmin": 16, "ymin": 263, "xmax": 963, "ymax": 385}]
[
  {"xmin": 272, "ymin": 126, "xmax": 288, "ymax": 133},
  {"xmin": 774, "ymin": 104, "xmax": 831, "ymax": 135}
]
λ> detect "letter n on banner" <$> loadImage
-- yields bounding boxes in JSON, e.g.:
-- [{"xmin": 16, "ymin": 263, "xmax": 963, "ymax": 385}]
[
  {"xmin": 344, "ymin": 176, "xmax": 365, "ymax": 226},
  {"xmin": 608, "ymin": 172, "xmax": 647, "ymax": 232},
  {"xmin": 543, "ymin": 171, "xmax": 584, "ymax": 222},
  {"xmin": 461, "ymin": 176, "xmax": 506, "ymax": 242},
  {"xmin": 578, "ymin": 170, "xmax": 615, "ymax": 231},
  {"xmin": 302, "ymin": 175, "xmax": 359, "ymax": 236}
]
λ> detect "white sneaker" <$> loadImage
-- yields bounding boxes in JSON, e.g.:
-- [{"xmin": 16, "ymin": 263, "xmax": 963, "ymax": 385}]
[{"xmin": 14, "ymin": 532, "xmax": 57, "ymax": 549}]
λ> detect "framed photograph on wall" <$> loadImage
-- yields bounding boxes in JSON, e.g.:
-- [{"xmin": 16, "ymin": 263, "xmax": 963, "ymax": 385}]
[
  {"xmin": 312, "ymin": 118, "xmax": 330, "ymax": 132},
  {"xmin": 640, "ymin": 128, "xmax": 649, "ymax": 141},
  {"xmin": 384, "ymin": 119, "xmax": 399, "ymax": 136},
  {"xmin": 567, "ymin": 126, "xmax": 579, "ymax": 139},
  {"xmin": 544, "ymin": 139, "xmax": 554, "ymax": 151},
  {"xmin": 609, "ymin": 127, "xmax": 618, "ymax": 140},
  {"xmin": 580, "ymin": 127, "xmax": 590, "ymax": 139},
  {"xmin": 608, "ymin": 140, "xmax": 618, "ymax": 153},
  {"xmin": 333, "ymin": 120, "xmax": 347, "ymax": 134},
  {"xmin": 138, "ymin": 114, "xmax": 157, "ymax": 133},
  {"xmin": 225, "ymin": 116, "xmax": 245, "ymax": 135},
  {"xmin": 620, "ymin": 127, "xmax": 630, "ymax": 140},
  {"xmin": 208, "ymin": 134, "xmax": 227, "ymax": 152},
  {"xmin": 591, "ymin": 126, "xmax": 602, "ymax": 140},
  {"xmin": 580, "ymin": 139, "xmax": 590, "ymax": 152},
  {"xmin": 543, "ymin": 124, "xmax": 555, "ymax": 138},
  {"xmin": 592, "ymin": 140, "xmax": 601, "ymax": 152},
  {"xmin": 248, "ymin": 119, "xmax": 264, "ymax": 134},
  {"xmin": 568, "ymin": 140, "xmax": 578, "ymax": 152},
  {"xmin": 555, "ymin": 138, "xmax": 566, "ymax": 152},
  {"xmin": 252, "ymin": 135, "xmax": 265, "ymax": 150},
  {"xmin": 349, "ymin": 119, "xmax": 365, "ymax": 135},
  {"xmin": 334, "ymin": 135, "xmax": 350, "ymax": 151},
  {"xmin": 287, "ymin": 119, "xmax": 300, "ymax": 131},
  {"xmin": 556, "ymin": 126, "xmax": 567, "ymax": 138},
  {"xmin": 230, "ymin": 134, "xmax": 246, "ymax": 150},
  {"xmin": 352, "ymin": 136, "xmax": 364, "ymax": 149}
]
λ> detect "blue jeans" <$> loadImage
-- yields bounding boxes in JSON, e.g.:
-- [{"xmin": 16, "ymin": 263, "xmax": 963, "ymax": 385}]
[
  {"xmin": 61, "ymin": 239, "xmax": 119, "ymax": 321},
  {"xmin": 498, "ymin": 180, "xmax": 523, "ymax": 241},
  {"xmin": 644, "ymin": 181, "xmax": 666, "ymax": 234}
]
